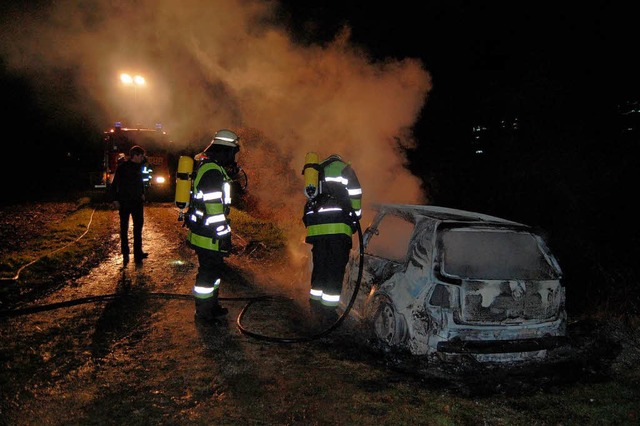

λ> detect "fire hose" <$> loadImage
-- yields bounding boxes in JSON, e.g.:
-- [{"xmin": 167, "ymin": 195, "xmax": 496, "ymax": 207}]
[
  {"xmin": 235, "ymin": 220, "xmax": 365, "ymax": 343},
  {"xmin": 1, "ymin": 203, "xmax": 364, "ymax": 345}
]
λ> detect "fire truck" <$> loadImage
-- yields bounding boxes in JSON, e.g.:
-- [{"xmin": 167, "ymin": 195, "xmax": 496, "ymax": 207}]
[{"xmin": 95, "ymin": 122, "xmax": 177, "ymax": 201}]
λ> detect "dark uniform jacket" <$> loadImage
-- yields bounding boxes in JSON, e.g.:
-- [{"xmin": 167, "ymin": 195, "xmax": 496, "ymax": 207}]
[
  {"xmin": 303, "ymin": 156, "xmax": 362, "ymax": 244},
  {"xmin": 109, "ymin": 160, "xmax": 145, "ymax": 203}
]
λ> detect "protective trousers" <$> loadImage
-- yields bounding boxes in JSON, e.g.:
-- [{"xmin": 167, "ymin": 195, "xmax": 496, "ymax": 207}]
[
  {"xmin": 309, "ymin": 237, "xmax": 351, "ymax": 311},
  {"xmin": 193, "ymin": 248, "xmax": 227, "ymax": 320}
]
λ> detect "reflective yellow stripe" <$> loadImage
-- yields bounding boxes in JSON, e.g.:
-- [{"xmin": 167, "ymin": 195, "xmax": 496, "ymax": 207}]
[
  {"xmin": 205, "ymin": 203, "xmax": 224, "ymax": 215},
  {"xmin": 187, "ymin": 231, "xmax": 222, "ymax": 251},
  {"xmin": 307, "ymin": 223, "xmax": 352, "ymax": 237}
]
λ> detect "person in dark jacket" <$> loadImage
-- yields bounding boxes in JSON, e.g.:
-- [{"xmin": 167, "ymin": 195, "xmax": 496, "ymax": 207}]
[
  {"xmin": 185, "ymin": 129, "xmax": 240, "ymax": 323},
  {"xmin": 302, "ymin": 153, "xmax": 362, "ymax": 324},
  {"xmin": 110, "ymin": 145, "xmax": 148, "ymax": 266}
]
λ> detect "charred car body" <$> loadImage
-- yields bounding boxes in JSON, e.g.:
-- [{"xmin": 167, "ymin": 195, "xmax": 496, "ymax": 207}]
[{"xmin": 341, "ymin": 204, "xmax": 568, "ymax": 365}]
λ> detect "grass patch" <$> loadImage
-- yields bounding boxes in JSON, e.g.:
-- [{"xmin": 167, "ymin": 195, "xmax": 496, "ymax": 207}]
[
  {"xmin": 229, "ymin": 208, "xmax": 286, "ymax": 253},
  {"xmin": 1, "ymin": 206, "xmax": 111, "ymax": 280}
]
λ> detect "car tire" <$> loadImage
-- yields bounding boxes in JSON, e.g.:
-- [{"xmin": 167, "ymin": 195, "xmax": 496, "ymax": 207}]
[{"xmin": 369, "ymin": 295, "xmax": 407, "ymax": 348}]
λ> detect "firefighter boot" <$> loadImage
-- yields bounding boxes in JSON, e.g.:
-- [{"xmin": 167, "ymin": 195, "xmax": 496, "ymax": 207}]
[
  {"xmin": 308, "ymin": 300, "xmax": 338, "ymax": 329},
  {"xmin": 308, "ymin": 299, "xmax": 330, "ymax": 324},
  {"xmin": 210, "ymin": 288, "xmax": 228, "ymax": 318},
  {"xmin": 320, "ymin": 307, "xmax": 339, "ymax": 327},
  {"xmin": 194, "ymin": 298, "xmax": 228, "ymax": 323},
  {"xmin": 211, "ymin": 302, "xmax": 229, "ymax": 318}
]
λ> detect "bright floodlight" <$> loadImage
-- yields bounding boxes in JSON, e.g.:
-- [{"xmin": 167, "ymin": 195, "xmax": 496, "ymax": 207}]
[
  {"xmin": 120, "ymin": 73, "xmax": 145, "ymax": 86},
  {"xmin": 120, "ymin": 73, "xmax": 133, "ymax": 85}
]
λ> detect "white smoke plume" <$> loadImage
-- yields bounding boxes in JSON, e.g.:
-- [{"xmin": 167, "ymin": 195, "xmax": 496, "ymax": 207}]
[{"xmin": 0, "ymin": 0, "xmax": 432, "ymax": 265}]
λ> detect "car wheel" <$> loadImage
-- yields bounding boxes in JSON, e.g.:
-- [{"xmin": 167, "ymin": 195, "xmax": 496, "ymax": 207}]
[{"xmin": 369, "ymin": 295, "xmax": 406, "ymax": 348}]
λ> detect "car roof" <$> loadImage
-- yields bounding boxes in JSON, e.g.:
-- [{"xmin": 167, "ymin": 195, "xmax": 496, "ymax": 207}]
[{"xmin": 372, "ymin": 204, "xmax": 526, "ymax": 227}]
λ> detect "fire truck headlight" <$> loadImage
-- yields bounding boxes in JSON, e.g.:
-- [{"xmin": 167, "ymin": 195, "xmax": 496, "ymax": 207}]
[{"xmin": 155, "ymin": 176, "xmax": 166, "ymax": 184}]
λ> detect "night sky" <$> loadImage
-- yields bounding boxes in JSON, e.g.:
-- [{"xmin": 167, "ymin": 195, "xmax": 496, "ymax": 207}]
[{"xmin": 279, "ymin": 2, "xmax": 639, "ymax": 116}]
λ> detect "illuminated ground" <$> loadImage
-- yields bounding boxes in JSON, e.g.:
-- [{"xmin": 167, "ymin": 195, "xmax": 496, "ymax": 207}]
[{"xmin": 0, "ymin": 203, "xmax": 636, "ymax": 424}]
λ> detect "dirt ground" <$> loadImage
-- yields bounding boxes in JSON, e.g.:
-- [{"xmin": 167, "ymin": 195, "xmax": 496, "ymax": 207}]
[{"xmin": 0, "ymin": 202, "xmax": 638, "ymax": 425}]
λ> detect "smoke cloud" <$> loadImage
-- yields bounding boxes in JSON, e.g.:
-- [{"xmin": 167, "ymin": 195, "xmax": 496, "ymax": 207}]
[{"xmin": 0, "ymin": 0, "xmax": 432, "ymax": 264}]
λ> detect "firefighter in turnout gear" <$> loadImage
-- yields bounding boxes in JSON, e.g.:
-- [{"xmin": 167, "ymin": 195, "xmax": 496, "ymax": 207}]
[
  {"xmin": 186, "ymin": 129, "xmax": 240, "ymax": 322},
  {"xmin": 302, "ymin": 153, "xmax": 362, "ymax": 323}
]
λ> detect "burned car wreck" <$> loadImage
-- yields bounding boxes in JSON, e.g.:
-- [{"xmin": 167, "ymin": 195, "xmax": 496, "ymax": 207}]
[{"xmin": 340, "ymin": 204, "xmax": 569, "ymax": 365}]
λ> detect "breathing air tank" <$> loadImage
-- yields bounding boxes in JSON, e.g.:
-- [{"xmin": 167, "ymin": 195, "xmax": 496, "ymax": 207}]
[
  {"xmin": 175, "ymin": 155, "xmax": 194, "ymax": 210},
  {"xmin": 303, "ymin": 151, "xmax": 319, "ymax": 199}
]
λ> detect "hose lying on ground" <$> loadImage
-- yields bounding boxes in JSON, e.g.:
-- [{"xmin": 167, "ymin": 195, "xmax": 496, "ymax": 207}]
[{"xmin": 236, "ymin": 221, "xmax": 365, "ymax": 343}]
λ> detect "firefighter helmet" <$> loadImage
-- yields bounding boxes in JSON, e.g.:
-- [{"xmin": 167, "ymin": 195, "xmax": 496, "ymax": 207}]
[
  {"xmin": 324, "ymin": 153, "xmax": 342, "ymax": 163},
  {"xmin": 201, "ymin": 129, "xmax": 240, "ymax": 157},
  {"xmin": 199, "ymin": 129, "xmax": 240, "ymax": 166},
  {"xmin": 197, "ymin": 129, "xmax": 239, "ymax": 160},
  {"xmin": 212, "ymin": 129, "xmax": 239, "ymax": 148}
]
